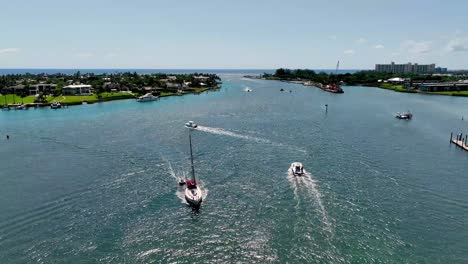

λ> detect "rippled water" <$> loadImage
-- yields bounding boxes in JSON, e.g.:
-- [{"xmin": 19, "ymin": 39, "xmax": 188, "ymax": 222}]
[{"xmin": 1, "ymin": 74, "xmax": 467, "ymax": 263}]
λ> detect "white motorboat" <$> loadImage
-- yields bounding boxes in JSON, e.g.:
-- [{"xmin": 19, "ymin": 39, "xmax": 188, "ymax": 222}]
[
  {"xmin": 178, "ymin": 177, "xmax": 186, "ymax": 185},
  {"xmin": 50, "ymin": 101, "xmax": 62, "ymax": 109},
  {"xmin": 395, "ymin": 111, "xmax": 413, "ymax": 120},
  {"xmin": 184, "ymin": 121, "xmax": 203, "ymax": 207},
  {"xmin": 185, "ymin": 121, "xmax": 198, "ymax": 129},
  {"xmin": 137, "ymin": 93, "xmax": 159, "ymax": 102},
  {"xmin": 289, "ymin": 162, "xmax": 305, "ymax": 176},
  {"xmin": 244, "ymin": 87, "xmax": 252, "ymax": 92},
  {"xmin": 15, "ymin": 104, "xmax": 28, "ymax": 110}
]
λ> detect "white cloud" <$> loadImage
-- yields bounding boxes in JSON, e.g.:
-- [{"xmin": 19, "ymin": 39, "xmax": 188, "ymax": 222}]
[
  {"xmin": 328, "ymin": 35, "xmax": 337, "ymax": 40},
  {"xmin": 356, "ymin": 38, "xmax": 367, "ymax": 44},
  {"xmin": 0, "ymin": 48, "xmax": 20, "ymax": 54},
  {"xmin": 446, "ymin": 38, "xmax": 468, "ymax": 52},
  {"xmin": 373, "ymin": 44, "xmax": 385, "ymax": 49},
  {"xmin": 344, "ymin": 49, "xmax": 355, "ymax": 55},
  {"xmin": 391, "ymin": 52, "xmax": 400, "ymax": 56},
  {"xmin": 76, "ymin": 52, "xmax": 93, "ymax": 58},
  {"xmin": 402, "ymin": 40, "xmax": 431, "ymax": 54}
]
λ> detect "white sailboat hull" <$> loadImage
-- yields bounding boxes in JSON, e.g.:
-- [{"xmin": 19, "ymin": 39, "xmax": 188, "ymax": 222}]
[{"xmin": 185, "ymin": 186, "xmax": 203, "ymax": 206}]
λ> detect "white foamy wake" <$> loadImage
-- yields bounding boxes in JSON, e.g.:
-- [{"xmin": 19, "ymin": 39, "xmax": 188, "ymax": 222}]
[
  {"xmin": 196, "ymin": 126, "xmax": 271, "ymax": 144},
  {"xmin": 287, "ymin": 170, "xmax": 333, "ymax": 235}
]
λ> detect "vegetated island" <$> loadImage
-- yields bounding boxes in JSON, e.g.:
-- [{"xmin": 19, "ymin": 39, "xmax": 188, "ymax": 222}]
[
  {"xmin": 0, "ymin": 71, "xmax": 221, "ymax": 108},
  {"xmin": 247, "ymin": 68, "xmax": 468, "ymax": 96}
]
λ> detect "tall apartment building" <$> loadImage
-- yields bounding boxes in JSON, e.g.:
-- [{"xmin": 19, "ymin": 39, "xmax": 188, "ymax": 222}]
[{"xmin": 375, "ymin": 62, "xmax": 436, "ymax": 74}]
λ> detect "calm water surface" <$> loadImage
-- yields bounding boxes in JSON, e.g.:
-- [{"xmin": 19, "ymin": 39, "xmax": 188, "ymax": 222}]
[{"xmin": 1, "ymin": 75, "xmax": 467, "ymax": 263}]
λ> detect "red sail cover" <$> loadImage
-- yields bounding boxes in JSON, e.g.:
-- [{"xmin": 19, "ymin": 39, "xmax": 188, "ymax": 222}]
[{"xmin": 186, "ymin": 179, "xmax": 197, "ymax": 188}]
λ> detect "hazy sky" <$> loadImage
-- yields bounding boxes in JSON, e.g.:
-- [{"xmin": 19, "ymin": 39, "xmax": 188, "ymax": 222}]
[{"xmin": 1, "ymin": 0, "xmax": 467, "ymax": 69}]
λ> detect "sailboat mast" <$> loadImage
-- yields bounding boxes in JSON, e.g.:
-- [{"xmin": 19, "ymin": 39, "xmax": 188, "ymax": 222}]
[
  {"xmin": 189, "ymin": 130, "xmax": 196, "ymax": 181},
  {"xmin": 335, "ymin": 60, "xmax": 340, "ymax": 75}
]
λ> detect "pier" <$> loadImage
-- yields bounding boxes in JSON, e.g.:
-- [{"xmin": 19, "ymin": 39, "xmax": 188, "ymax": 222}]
[{"xmin": 450, "ymin": 132, "xmax": 468, "ymax": 151}]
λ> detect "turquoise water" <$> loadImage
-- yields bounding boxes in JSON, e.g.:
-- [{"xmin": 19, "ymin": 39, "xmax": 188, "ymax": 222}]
[{"xmin": 1, "ymin": 75, "xmax": 467, "ymax": 263}]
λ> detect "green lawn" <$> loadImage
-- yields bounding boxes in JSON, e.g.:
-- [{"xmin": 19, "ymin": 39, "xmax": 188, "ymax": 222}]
[
  {"xmin": 0, "ymin": 92, "xmax": 136, "ymax": 106},
  {"xmin": 377, "ymin": 84, "xmax": 468, "ymax": 96}
]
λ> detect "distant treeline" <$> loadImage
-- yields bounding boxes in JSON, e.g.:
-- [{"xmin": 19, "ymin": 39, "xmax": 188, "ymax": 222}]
[
  {"xmin": 264, "ymin": 68, "xmax": 460, "ymax": 85},
  {"xmin": 0, "ymin": 71, "xmax": 221, "ymax": 96}
]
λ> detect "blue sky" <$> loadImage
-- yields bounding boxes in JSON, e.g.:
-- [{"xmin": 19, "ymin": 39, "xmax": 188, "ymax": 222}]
[{"xmin": 1, "ymin": 0, "xmax": 467, "ymax": 69}]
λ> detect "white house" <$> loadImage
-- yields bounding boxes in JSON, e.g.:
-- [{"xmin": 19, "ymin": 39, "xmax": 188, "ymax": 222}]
[{"xmin": 62, "ymin": 84, "xmax": 92, "ymax": 95}]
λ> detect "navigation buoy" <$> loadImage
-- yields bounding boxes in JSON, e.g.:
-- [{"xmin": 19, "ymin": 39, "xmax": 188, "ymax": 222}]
[{"xmin": 325, "ymin": 104, "xmax": 328, "ymax": 112}]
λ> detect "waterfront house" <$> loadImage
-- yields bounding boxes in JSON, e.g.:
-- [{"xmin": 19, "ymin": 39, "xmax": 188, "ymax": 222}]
[
  {"xmin": 28, "ymin": 84, "xmax": 57, "ymax": 95},
  {"xmin": 62, "ymin": 84, "xmax": 92, "ymax": 95}
]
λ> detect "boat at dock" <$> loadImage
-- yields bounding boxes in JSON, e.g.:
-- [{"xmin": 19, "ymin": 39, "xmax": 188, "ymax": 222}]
[
  {"xmin": 137, "ymin": 93, "xmax": 159, "ymax": 102},
  {"xmin": 50, "ymin": 101, "xmax": 62, "ymax": 109},
  {"xmin": 289, "ymin": 162, "xmax": 305, "ymax": 176},
  {"xmin": 395, "ymin": 111, "xmax": 413, "ymax": 120},
  {"xmin": 15, "ymin": 104, "xmax": 28, "ymax": 110}
]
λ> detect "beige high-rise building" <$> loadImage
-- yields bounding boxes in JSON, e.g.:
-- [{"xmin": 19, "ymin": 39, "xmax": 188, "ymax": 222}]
[{"xmin": 375, "ymin": 62, "xmax": 436, "ymax": 74}]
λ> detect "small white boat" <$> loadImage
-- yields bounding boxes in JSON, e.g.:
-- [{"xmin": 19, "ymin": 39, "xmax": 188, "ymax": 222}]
[
  {"xmin": 15, "ymin": 104, "xmax": 28, "ymax": 110},
  {"xmin": 137, "ymin": 93, "xmax": 159, "ymax": 102},
  {"xmin": 289, "ymin": 162, "xmax": 305, "ymax": 176},
  {"xmin": 185, "ymin": 179, "xmax": 202, "ymax": 206},
  {"xmin": 50, "ymin": 101, "xmax": 62, "ymax": 109},
  {"xmin": 185, "ymin": 121, "xmax": 198, "ymax": 129},
  {"xmin": 244, "ymin": 87, "xmax": 252, "ymax": 92},
  {"xmin": 395, "ymin": 111, "xmax": 412, "ymax": 120},
  {"xmin": 178, "ymin": 177, "xmax": 186, "ymax": 185}
]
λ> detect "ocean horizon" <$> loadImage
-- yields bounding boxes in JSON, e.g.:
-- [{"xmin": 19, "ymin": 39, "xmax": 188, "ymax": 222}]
[{"xmin": 0, "ymin": 68, "xmax": 362, "ymax": 75}]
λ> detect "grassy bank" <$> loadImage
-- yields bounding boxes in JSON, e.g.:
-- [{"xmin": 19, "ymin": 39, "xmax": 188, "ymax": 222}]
[
  {"xmin": 378, "ymin": 84, "xmax": 417, "ymax": 93},
  {"xmin": 0, "ymin": 92, "xmax": 136, "ymax": 106},
  {"xmin": 377, "ymin": 84, "xmax": 468, "ymax": 97},
  {"xmin": 1, "ymin": 87, "xmax": 219, "ymax": 107}
]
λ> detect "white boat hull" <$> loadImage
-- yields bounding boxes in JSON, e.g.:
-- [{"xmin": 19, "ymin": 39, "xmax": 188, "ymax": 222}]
[
  {"xmin": 137, "ymin": 97, "xmax": 158, "ymax": 102},
  {"xmin": 185, "ymin": 186, "xmax": 203, "ymax": 206}
]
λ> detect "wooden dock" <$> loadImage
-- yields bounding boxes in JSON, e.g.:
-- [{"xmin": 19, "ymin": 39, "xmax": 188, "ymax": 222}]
[{"xmin": 450, "ymin": 132, "xmax": 468, "ymax": 151}]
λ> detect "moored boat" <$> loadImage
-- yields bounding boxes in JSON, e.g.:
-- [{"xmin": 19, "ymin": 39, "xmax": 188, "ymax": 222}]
[
  {"xmin": 137, "ymin": 93, "xmax": 159, "ymax": 102},
  {"xmin": 50, "ymin": 101, "xmax": 62, "ymax": 109}
]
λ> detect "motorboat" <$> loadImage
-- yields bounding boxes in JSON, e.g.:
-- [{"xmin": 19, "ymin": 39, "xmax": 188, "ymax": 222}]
[
  {"xmin": 289, "ymin": 162, "xmax": 305, "ymax": 176},
  {"xmin": 244, "ymin": 87, "xmax": 252, "ymax": 92},
  {"xmin": 15, "ymin": 104, "xmax": 28, "ymax": 110},
  {"xmin": 178, "ymin": 177, "xmax": 186, "ymax": 185},
  {"xmin": 50, "ymin": 101, "xmax": 62, "ymax": 109},
  {"xmin": 185, "ymin": 121, "xmax": 198, "ymax": 129},
  {"xmin": 280, "ymin": 88, "xmax": 284, "ymax": 91},
  {"xmin": 185, "ymin": 179, "xmax": 202, "ymax": 206},
  {"xmin": 137, "ymin": 93, "xmax": 159, "ymax": 102},
  {"xmin": 395, "ymin": 111, "xmax": 413, "ymax": 120}
]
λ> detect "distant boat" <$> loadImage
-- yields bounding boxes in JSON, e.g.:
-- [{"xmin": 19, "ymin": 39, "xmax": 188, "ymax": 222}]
[
  {"xmin": 280, "ymin": 88, "xmax": 284, "ymax": 92},
  {"xmin": 137, "ymin": 93, "xmax": 159, "ymax": 102},
  {"xmin": 50, "ymin": 101, "xmax": 62, "ymax": 109},
  {"xmin": 395, "ymin": 111, "xmax": 413, "ymax": 120},
  {"xmin": 184, "ymin": 123, "xmax": 203, "ymax": 207},
  {"xmin": 15, "ymin": 104, "xmax": 27, "ymax": 110},
  {"xmin": 289, "ymin": 162, "xmax": 305, "ymax": 176},
  {"xmin": 185, "ymin": 121, "xmax": 198, "ymax": 129},
  {"xmin": 178, "ymin": 177, "xmax": 186, "ymax": 185},
  {"xmin": 244, "ymin": 87, "xmax": 252, "ymax": 92}
]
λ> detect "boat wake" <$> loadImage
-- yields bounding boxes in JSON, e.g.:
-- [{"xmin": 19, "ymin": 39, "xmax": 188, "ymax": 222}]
[
  {"xmin": 287, "ymin": 170, "xmax": 333, "ymax": 235},
  {"xmin": 196, "ymin": 126, "xmax": 271, "ymax": 144}
]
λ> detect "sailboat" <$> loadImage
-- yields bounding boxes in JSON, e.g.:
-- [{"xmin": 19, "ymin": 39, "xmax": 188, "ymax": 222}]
[{"xmin": 184, "ymin": 123, "xmax": 203, "ymax": 206}]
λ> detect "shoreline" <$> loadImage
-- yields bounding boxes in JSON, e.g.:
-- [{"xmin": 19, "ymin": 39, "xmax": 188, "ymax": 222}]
[
  {"xmin": 1, "ymin": 85, "xmax": 221, "ymax": 109},
  {"xmin": 244, "ymin": 76, "xmax": 468, "ymax": 97}
]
